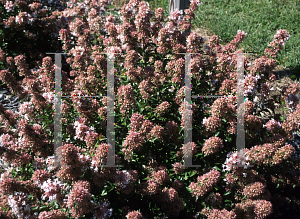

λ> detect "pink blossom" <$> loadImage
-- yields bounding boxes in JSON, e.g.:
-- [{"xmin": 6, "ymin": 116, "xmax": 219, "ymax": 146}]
[
  {"xmin": 202, "ymin": 116, "xmax": 222, "ymax": 133},
  {"xmin": 242, "ymin": 182, "xmax": 266, "ymax": 199},
  {"xmin": 253, "ymin": 200, "xmax": 273, "ymax": 219},
  {"xmin": 152, "ymin": 168, "xmax": 169, "ymax": 185},
  {"xmin": 173, "ymin": 162, "xmax": 185, "ymax": 174},
  {"xmin": 272, "ymin": 144, "xmax": 295, "ymax": 165},
  {"xmin": 203, "ymin": 208, "xmax": 237, "ymax": 219},
  {"xmin": 117, "ymin": 84, "xmax": 137, "ymax": 114},
  {"xmin": 7, "ymin": 192, "xmax": 31, "ymax": 218},
  {"xmin": 202, "ymin": 136, "xmax": 224, "ymax": 156},
  {"xmin": 210, "ymin": 97, "xmax": 230, "ymax": 118},
  {"xmin": 39, "ymin": 209, "xmax": 68, "ymax": 219},
  {"xmin": 148, "ymin": 125, "xmax": 165, "ymax": 141},
  {"xmin": 189, "ymin": 169, "xmax": 221, "ymax": 198},
  {"xmin": 130, "ymin": 113, "xmax": 145, "ymax": 132},
  {"xmin": 122, "ymin": 131, "xmax": 145, "ymax": 161},
  {"xmin": 40, "ymin": 178, "xmax": 66, "ymax": 204},
  {"xmin": 154, "ymin": 101, "xmax": 170, "ymax": 115},
  {"xmin": 139, "ymin": 119, "xmax": 154, "ymax": 139},
  {"xmin": 126, "ymin": 210, "xmax": 143, "ymax": 219},
  {"xmin": 263, "ymin": 118, "xmax": 282, "ymax": 134},
  {"xmin": 143, "ymin": 178, "xmax": 159, "ymax": 195},
  {"xmin": 31, "ymin": 169, "xmax": 51, "ymax": 187},
  {"xmin": 66, "ymin": 180, "xmax": 93, "ymax": 218},
  {"xmin": 265, "ymin": 29, "xmax": 290, "ymax": 58},
  {"xmin": 0, "ymin": 49, "xmax": 5, "ymax": 63},
  {"xmin": 178, "ymin": 142, "xmax": 198, "ymax": 158},
  {"xmin": 245, "ymin": 143, "xmax": 277, "ymax": 166},
  {"xmin": 281, "ymin": 109, "xmax": 300, "ymax": 138},
  {"xmin": 138, "ymin": 80, "xmax": 154, "ymax": 100},
  {"xmin": 174, "ymin": 86, "xmax": 185, "ymax": 105},
  {"xmin": 4, "ymin": 1, "xmax": 14, "ymax": 13}
]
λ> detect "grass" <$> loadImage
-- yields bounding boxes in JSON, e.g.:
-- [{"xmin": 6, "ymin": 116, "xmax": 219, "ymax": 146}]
[
  {"xmin": 112, "ymin": 0, "xmax": 300, "ymax": 78},
  {"xmin": 191, "ymin": 0, "xmax": 300, "ymax": 77}
]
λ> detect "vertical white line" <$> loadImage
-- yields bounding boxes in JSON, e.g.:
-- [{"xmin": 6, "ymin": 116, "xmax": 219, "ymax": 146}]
[
  {"xmin": 106, "ymin": 53, "xmax": 123, "ymax": 168},
  {"xmin": 106, "ymin": 53, "xmax": 116, "ymax": 167},
  {"xmin": 236, "ymin": 53, "xmax": 246, "ymax": 167},
  {"xmin": 184, "ymin": 53, "xmax": 201, "ymax": 167},
  {"xmin": 52, "ymin": 53, "xmax": 63, "ymax": 169}
]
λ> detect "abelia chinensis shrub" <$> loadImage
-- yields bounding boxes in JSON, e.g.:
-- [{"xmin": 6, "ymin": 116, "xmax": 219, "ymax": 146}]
[
  {"xmin": 0, "ymin": 0, "xmax": 299, "ymax": 218},
  {"xmin": 0, "ymin": 0, "xmax": 75, "ymax": 83}
]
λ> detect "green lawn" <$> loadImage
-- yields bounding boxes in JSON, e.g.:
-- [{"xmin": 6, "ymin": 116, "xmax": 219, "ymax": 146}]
[{"xmin": 144, "ymin": 0, "xmax": 300, "ymax": 77}]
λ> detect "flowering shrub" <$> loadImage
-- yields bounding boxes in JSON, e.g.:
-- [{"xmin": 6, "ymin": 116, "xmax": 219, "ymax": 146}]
[
  {"xmin": 0, "ymin": 0, "xmax": 73, "ymax": 82},
  {"xmin": 0, "ymin": 0, "xmax": 299, "ymax": 218}
]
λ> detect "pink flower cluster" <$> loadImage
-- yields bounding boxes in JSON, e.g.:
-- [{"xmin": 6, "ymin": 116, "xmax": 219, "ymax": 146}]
[
  {"xmin": 7, "ymin": 192, "xmax": 32, "ymax": 219},
  {"xmin": 201, "ymin": 207, "xmax": 237, "ymax": 219},
  {"xmin": 117, "ymin": 84, "xmax": 137, "ymax": 115},
  {"xmin": 56, "ymin": 144, "xmax": 91, "ymax": 182},
  {"xmin": 151, "ymin": 168, "xmax": 169, "ymax": 185},
  {"xmin": 177, "ymin": 141, "xmax": 198, "ymax": 158},
  {"xmin": 154, "ymin": 101, "xmax": 170, "ymax": 115},
  {"xmin": 0, "ymin": 0, "xmax": 299, "ymax": 217},
  {"xmin": 38, "ymin": 209, "xmax": 68, "ymax": 219},
  {"xmin": 189, "ymin": 169, "xmax": 221, "ymax": 198},
  {"xmin": 65, "ymin": 180, "xmax": 93, "ymax": 218},
  {"xmin": 235, "ymin": 199, "xmax": 273, "ymax": 219},
  {"xmin": 158, "ymin": 187, "xmax": 184, "ymax": 218},
  {"xmin": 202, "ymin": 136, "xmax": 224, "ymax": 156},
  {"xmin": 173, "ymin": 162, "xmax": 185, "ymax": 174},
  {"xmin": 264, "ymin": 29, "xmax": 291, "ymax": 58},
  {"xmin": 271, "ymin": 144, "xmax": 295, "ymax": 165},
  {"xmin": 242, "ymin": 182, "xmax": 266, "ymax": 199},
  {"xmin": 263, "ymin": 118, "xmax": 282, "ymax": 134},
  {"xmin": 244, "ymin": 143, "xmax": 277, "ymax": 166},
  {"xmin": 126, "ymin": 210, "xmax": 143, "ymax": 219}
]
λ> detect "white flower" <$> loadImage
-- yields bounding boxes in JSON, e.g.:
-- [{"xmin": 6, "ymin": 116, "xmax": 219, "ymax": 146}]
[
  {"xmin": 202, "ymin": 117, "xmax": 208, "ymax": 125},
  {"xmin": 168, "ymin": 86, "xmax": 175, "ymax": 92},
  {"xmin": 206, "ymin": 71, "xmax": 212, "ymax": 76},
  {"xmin": 5, "ymin": 1, "xmax": 14, "ymax": 12}
]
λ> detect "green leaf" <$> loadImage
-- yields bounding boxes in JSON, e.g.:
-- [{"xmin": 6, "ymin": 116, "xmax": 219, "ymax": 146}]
[
  {"xmin": 224, "ymin": 191, "xmax": 231, "ymax": 196},
  {"xmin": 31, "ymin": 206, "xmax": 38, "ymax": 211},
  {"xmin": 213, "ymin": 166, "xmax": 221, "ymax": 171},
  {"xmin": 28, "ymin": 195, "xmax": 35, "ymax": 199},
  {"xmin": 39, "ymin": 206, "xmax": 48, "ymax": 211},
  {"xmin": 101, "ymin": 189, "xmax": 107, "ymax": 196},
  {"xmin": 190, "ymin": 171, "xmax": 197, "ymax": 177}
]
